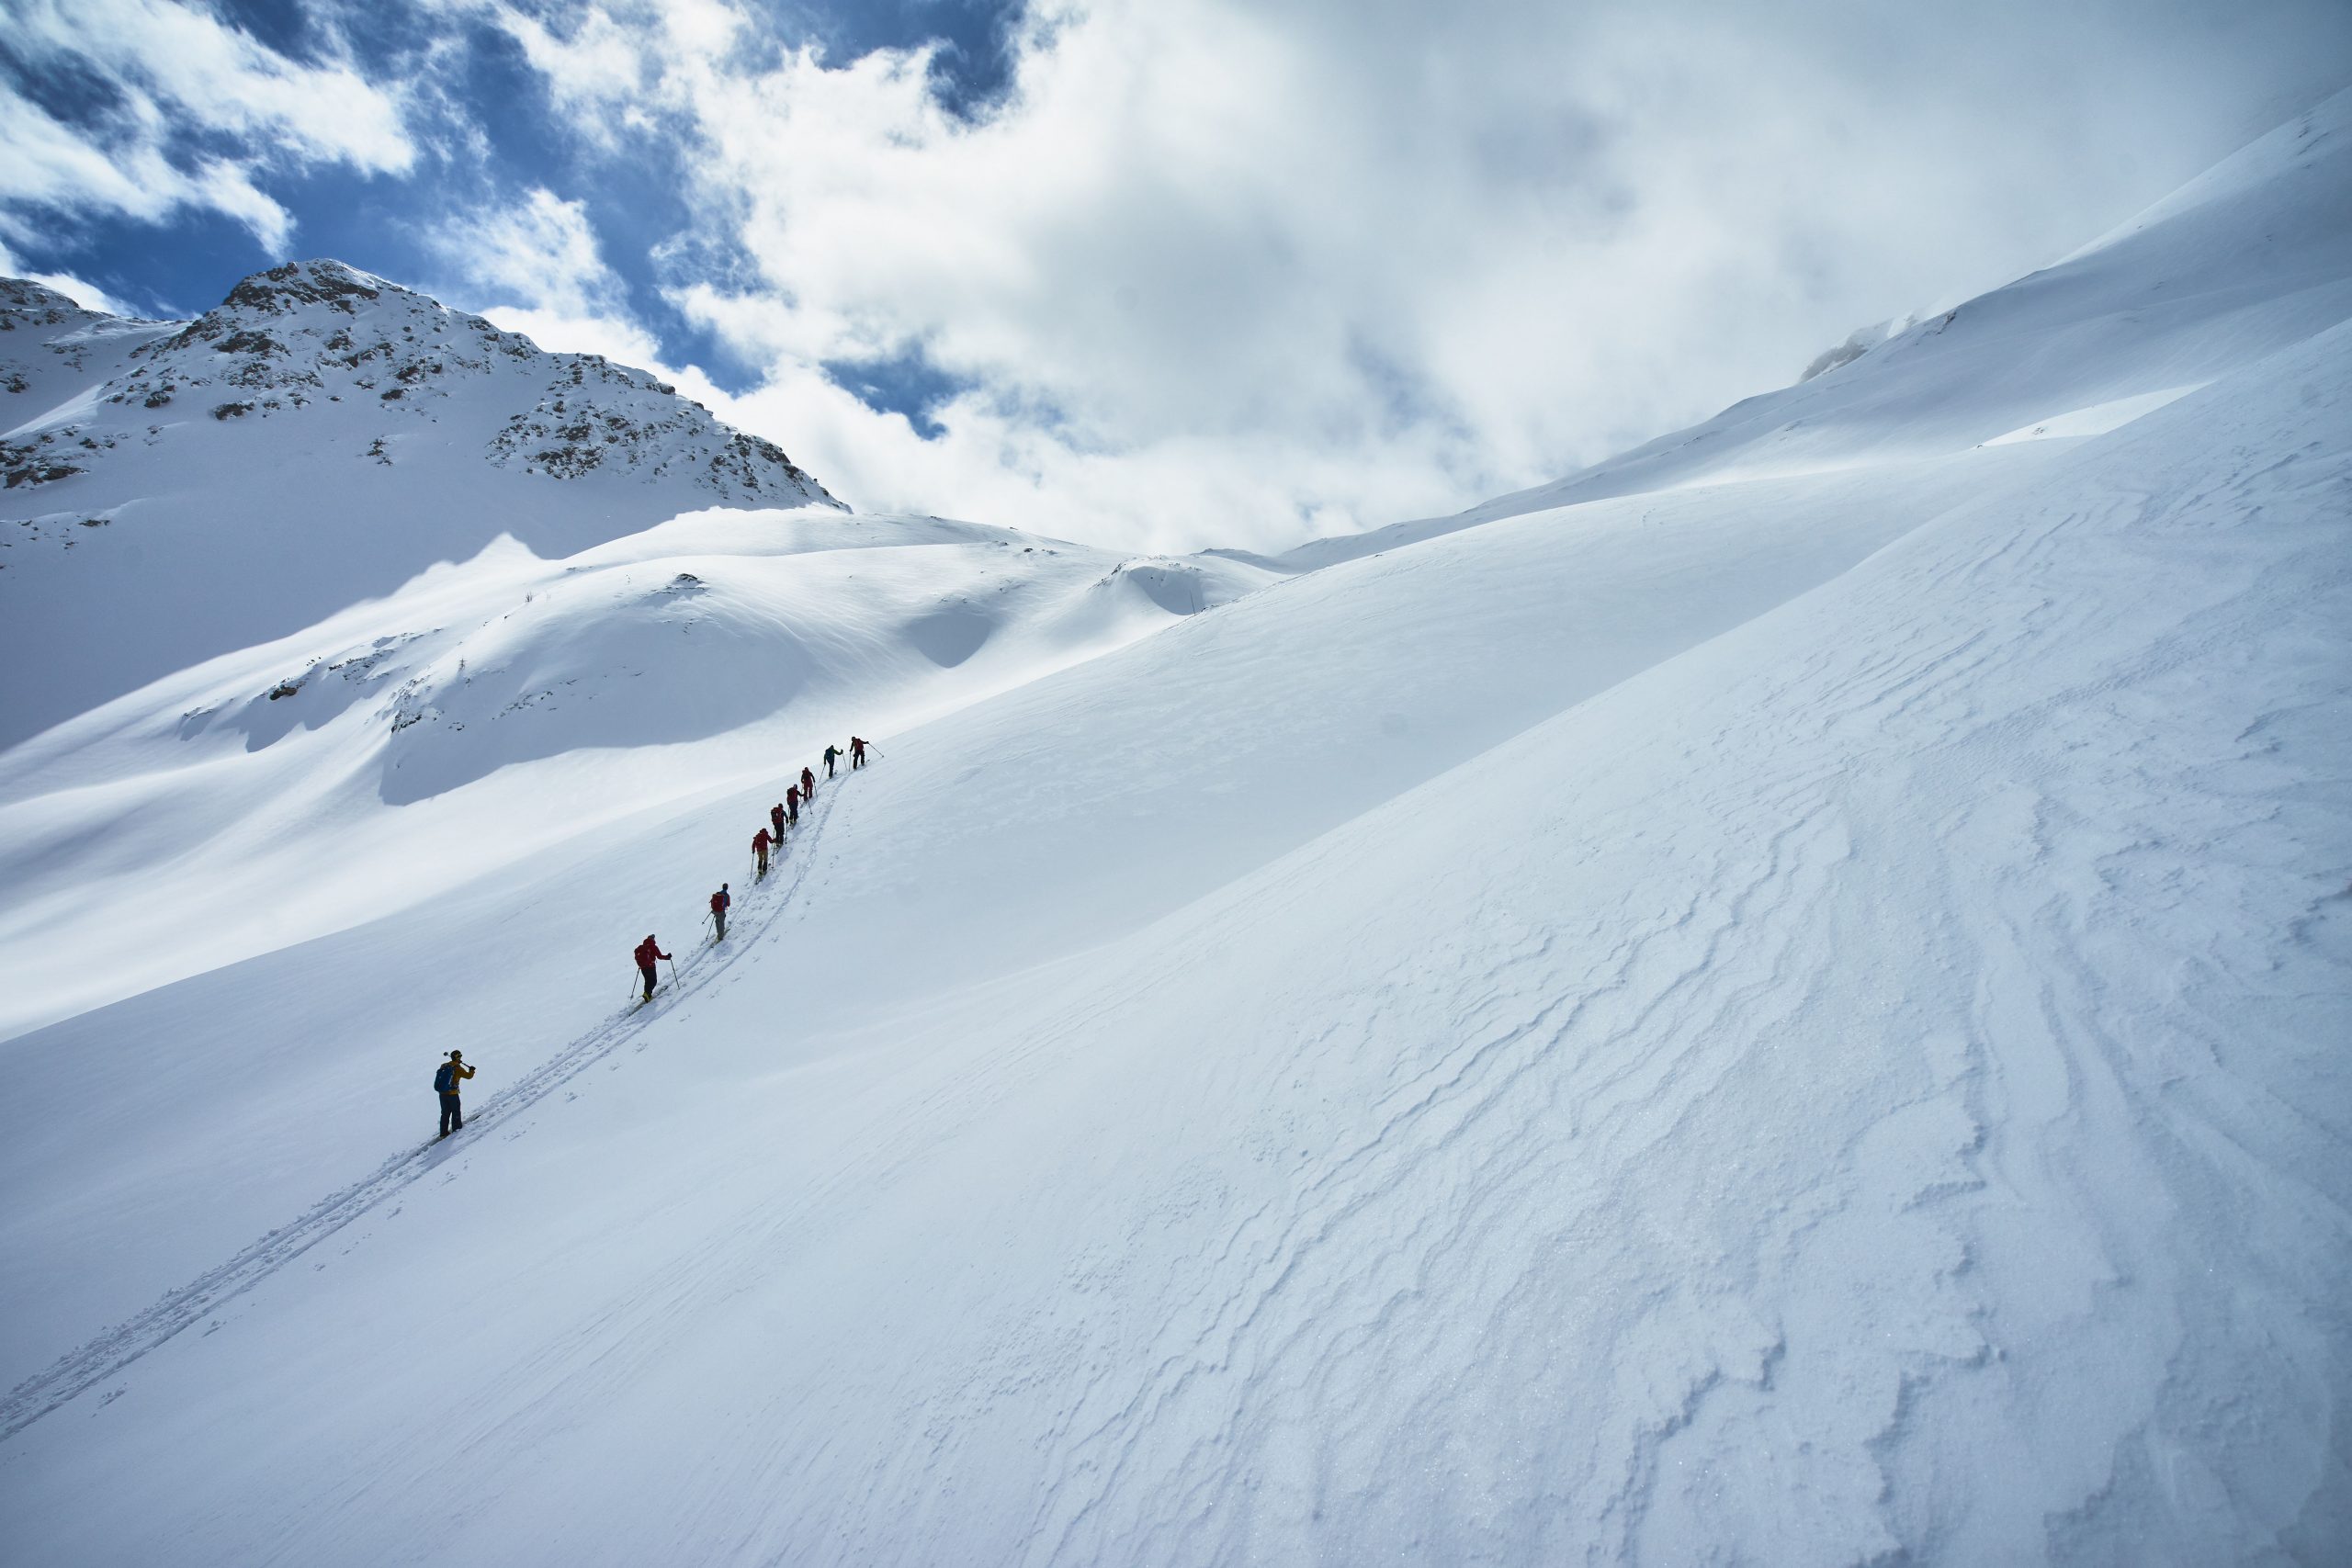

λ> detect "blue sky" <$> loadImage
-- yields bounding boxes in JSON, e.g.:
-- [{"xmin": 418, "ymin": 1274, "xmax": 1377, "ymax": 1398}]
[{"xmin": 4, "ymin": 1, "xmax": 2347, "ymax": 549}]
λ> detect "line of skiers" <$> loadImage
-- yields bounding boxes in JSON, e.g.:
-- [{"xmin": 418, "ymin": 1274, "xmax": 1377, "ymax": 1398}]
[
  {"xmin": 432, "ymin": 737, "xmax": 876, "ymax": 1142},
  {"xmin": 643, "ymin": 735, "xmax": 873, "ymax": 1001}
]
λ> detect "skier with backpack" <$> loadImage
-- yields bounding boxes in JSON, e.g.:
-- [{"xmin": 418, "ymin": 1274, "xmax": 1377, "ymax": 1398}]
[
  {"xmin": 769, "ymin": 801, "xmax": 786, "ymax": 840},
  {"xmin": 850, "ymin": 736, "xmax": 870, "ymax": 769},
  {"xmin": 786, "ymin": 784, "xmax": 799, "ymax": 825},
  {"xmin": 800, "ymin": 764, "xmax": 816, "ymax": 800},
  {"xmin": 435, "ymin": 1050, "xmax": 476, "ymax": 1138},
  {"xmin": 710, "ymin": 883, "xmax": 730, "ymax": 941},
  {"xmin": 823, "ymin": 743, "xmax": 841, "ymax": 779},
  {"xmin": 633, "ymin": 934, "xmax": 669, "ymax": 1001},
  {"xmin": 753, "ymin": 827, "xmax": 772, "ymax": 878}
]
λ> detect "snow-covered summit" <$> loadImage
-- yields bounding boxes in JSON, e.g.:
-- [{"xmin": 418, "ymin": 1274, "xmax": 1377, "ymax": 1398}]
[
  {"xmin": 0, "ymin": 259, "xmax": 844, "ymax": 747},
  {"xmin": 4, "ymin": 258, "xmax": 837, "ymax": 506}
]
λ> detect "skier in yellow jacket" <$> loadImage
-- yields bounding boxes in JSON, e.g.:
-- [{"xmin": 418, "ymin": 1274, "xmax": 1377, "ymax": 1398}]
[{"xmin": 435, "ymin": 1050, "xmax": 476, "ymax": 1138}]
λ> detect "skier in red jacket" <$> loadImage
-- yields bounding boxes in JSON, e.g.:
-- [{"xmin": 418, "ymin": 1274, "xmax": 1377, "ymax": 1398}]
[
  {"xmin": 770, "ymin": 802, "xmax": 786, "ymax": 840},
  {"xmin": 633, "ymin": 934, "xmax": 669, "ymax": 1000},
  {"xmin": 753, "ymin": 827, "xmax": 771, "ymax": 878},
  {"xmin": 709, "ymin": 883, "xmax": 730, "ymax": 941},
  {"xmin": 786, "ymin": 784, "xmax": 799, "ymax": 825},
  {"xmin": 850, "ymin": 735, "xmax": 869, "ymax": 769},
  {"xmin": 800, "ymin": 764, "xmax": 816, "ymax": 800}
]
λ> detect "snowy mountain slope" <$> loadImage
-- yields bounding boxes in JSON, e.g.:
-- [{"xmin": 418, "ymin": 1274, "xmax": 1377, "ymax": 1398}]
[
  {"xmin": 1244, "ymin": 84, "xmax": 2352, "ymax": 575},
  {"xmin": 0, "ymin": 507, "xmax": 1268, "ymax": 1038},
  {"xmin": 0, "ymin": 97, "xmax": 2346, "ymax": 1565},
  {"xmin": 0, "ymin": 260, "xmax": 841, "ymax": 747},
  {"xmin": 0, "ymin": 439, "xmax": 2060, "ymax": 1389},
  {"xmin": 4, "ymin": 242, "xmax": 2345, "ymax": 1568},
  {"xmin": 0, "ymin": 277, "xmax": 175, "ymax": 426}
]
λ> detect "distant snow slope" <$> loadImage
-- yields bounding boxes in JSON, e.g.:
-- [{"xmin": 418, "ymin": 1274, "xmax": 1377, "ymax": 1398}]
[
  {"xmin": 0, "ymin": 260, "xmax": 840, "ymax": 746},
  {"xmin": 1240, "ymin": 86, "xmax": 2352, "ymax": 575},
  {"xmin": 0, "ymin": 508, "xmax": 1268, "ymax": 1035},
  {"xmin": 0, "ymin": 91, "xmax": 2345, "ymax": 1568}
]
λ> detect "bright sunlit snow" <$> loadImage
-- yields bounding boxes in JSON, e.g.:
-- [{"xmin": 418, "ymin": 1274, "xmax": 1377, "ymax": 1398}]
[{"xmin": 0, "ymin": 55, "xmax": 2346, "ymax": 1568}]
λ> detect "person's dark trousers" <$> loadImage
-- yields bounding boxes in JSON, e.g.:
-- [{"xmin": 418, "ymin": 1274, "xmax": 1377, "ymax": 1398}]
[
  {"xmin": 439, "ymin": 1092, "xmax": 463, "ymax": 1136},
  {"xmin": 826, "ymin": 758, "xmax": 835, "ymax": 777},
  {"xmin": 715, "ymin": 910, "xmax": 727, "ymax": 940},
  {"xmin": 639, "ymin": 964, "xmax": 657, "ymax": 999}
]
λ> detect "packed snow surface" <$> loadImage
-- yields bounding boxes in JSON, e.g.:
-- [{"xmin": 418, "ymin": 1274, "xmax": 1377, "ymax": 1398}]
[{"xmin": 0, "ymin": 90, "xmax": 2347, "ymax": 1567}]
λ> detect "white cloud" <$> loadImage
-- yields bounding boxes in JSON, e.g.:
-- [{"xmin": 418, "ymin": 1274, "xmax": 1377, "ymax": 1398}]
[
  {"xmin": 458, "ymin": 0, "xmax": 2347, "ymax": 551},
  {"xmin": 16, "ymin": 0, "xmax": 2337, "ymax": 550},
  {"xmin": 0, "ymin": 0, "xmax": 413, "ymax": 249},
  {"xmin": 429, "ymin": 187, "xmax": 632, "ymax": 321}
]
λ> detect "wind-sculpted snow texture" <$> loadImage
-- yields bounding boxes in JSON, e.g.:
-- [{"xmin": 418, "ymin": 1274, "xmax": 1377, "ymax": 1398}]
[
  {"xmin": 0, "ymin": 260, "xmax": 840, "ymax": 745},
  {"xmin": 0, "ymin": 93, "xmax": 2347, "ymax": 1568}
]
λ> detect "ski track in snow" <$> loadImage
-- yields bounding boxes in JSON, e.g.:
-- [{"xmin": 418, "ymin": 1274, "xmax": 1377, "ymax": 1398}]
[{"xmin": 0, "ymin": 773, "xmax": 850, "ymax": 1444}]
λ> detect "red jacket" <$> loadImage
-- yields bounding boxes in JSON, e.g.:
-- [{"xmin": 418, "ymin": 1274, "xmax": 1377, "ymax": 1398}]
[
  {"xmin": 800, "ymin": 769, "xmax": 815, "ymax": 790},
  {"xmin": 634, "ymin": 938, "xmax": 668, "ymax": 968},
  {"xmin": 753, "ymin": 829, "xmax": 771, "ymax": 852},
  {"xmin": 786, "ymin": 786, "xmax": 798, "ymax": 807},
  {"xmin": 770, "ymin": 806, "xmax": 785, "ymax": 830},
  {"xmin": 710, "ymin": 890, "xmax": 729, "ymax": 914}
]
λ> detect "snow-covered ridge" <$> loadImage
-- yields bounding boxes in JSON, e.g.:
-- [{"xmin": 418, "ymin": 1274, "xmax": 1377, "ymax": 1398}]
[
  {"xmin": 1241, "ymin": 85, "xmax": 2352, "ymax": 575},
  {"xmin": 0, "ymin": 277, "xmax": 175, "ymax": 455}
]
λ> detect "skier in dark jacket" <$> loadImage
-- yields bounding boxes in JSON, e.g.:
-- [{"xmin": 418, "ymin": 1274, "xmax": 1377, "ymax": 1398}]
[
  {"xmin": 753, "ymin": 827, "xmax": 771, "ymax": 878},
  {"xmin": 634, "ymin": 934, "xmax": 669, "ymax": 1000},
  {"xmin": 786, "ymin": 784, "xmax": 799, "ymax": 825},
  {"xmin": 710, "ymin": 883, "xmax": 730, "ymax": 941},
  {"xmin": 435, "ymin": 1050, "xmax": 476, "ymax": 1138},
  {"xmin": 850, "ymin": 736, "xmax": 869, "ymax": 769},
  {"xmin": 823, "ymin": 743, "xmax": 841, "ymax": 778}
]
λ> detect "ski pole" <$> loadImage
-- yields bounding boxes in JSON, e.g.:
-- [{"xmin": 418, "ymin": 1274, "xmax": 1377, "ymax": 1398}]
[{"xmin": 665, "ymin": 956, "xmax": 679, "ymax": 986}]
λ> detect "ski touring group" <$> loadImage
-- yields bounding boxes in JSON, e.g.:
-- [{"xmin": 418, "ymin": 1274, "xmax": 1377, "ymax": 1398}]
[{"xmin": 432, "ymin": 735, "xmax": 876, "ymax": 1140}]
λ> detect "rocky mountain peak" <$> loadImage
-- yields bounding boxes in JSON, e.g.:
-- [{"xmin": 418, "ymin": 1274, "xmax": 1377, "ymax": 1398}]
[{"xmin": 2, "ymin": 259, "xmax": 842, "ymax": 510}]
